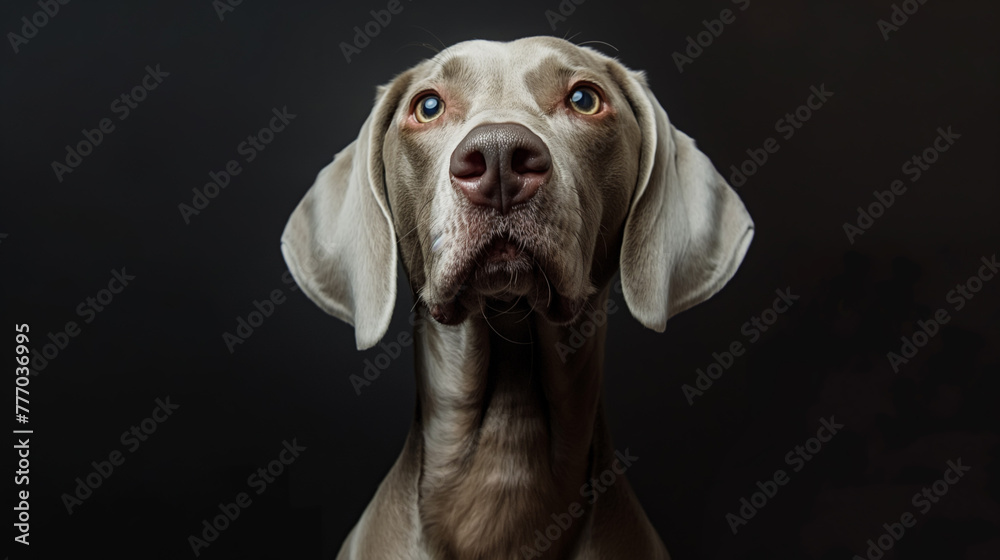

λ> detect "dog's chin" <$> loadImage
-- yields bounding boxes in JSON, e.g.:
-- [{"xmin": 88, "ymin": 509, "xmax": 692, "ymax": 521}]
[{"xmin": 428, "ymin": 237, "xmax": 585, "ymax": 326}]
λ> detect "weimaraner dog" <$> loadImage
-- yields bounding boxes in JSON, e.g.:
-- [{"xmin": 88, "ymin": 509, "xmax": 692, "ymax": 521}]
[{"xmin": 282, "ymin": 37, "xmax": 753, "ymax": 560}]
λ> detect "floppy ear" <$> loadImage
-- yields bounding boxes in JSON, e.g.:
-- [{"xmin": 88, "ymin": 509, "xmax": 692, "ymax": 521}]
[
  {"xmin": 618, "ymin": 70, "xmax": 754, "ymax": 331},
  {"xmin": 281, "ymin": 73, "xmax": 412, "ymax": 350}
]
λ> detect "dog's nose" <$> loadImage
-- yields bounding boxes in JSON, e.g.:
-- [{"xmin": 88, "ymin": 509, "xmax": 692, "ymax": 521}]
[{"xmin": 450, "ymin": 123, "xmax": 551, "ymax": 214}]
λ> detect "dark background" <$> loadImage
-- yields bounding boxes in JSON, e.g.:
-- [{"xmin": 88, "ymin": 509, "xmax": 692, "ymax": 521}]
[{"xmin": 3, "ymin": 0, "xmax": 998, "ymax": 558}]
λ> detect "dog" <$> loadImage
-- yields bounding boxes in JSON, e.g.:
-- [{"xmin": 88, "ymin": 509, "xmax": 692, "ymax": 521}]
[{"xmin": 281, "ymin": 36, "xmax": 753, "ymax": 560}]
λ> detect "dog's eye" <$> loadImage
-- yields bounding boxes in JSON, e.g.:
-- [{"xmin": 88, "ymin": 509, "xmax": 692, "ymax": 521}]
[
  {"xmin": 415, "ymin": 94, "xmax": 445, "ymax": 123},
  {"xmin": 568, "ymin": 86, "xmax": 601, "ymax": 115}
]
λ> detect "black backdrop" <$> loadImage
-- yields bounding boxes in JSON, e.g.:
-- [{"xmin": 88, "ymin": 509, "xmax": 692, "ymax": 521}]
[{"xmin": 4, "ymin": 0, "xmax": 999, "ymax": 558}]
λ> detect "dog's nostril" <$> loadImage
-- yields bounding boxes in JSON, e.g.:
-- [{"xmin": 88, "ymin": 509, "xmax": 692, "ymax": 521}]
[
  {"xmin": 511, "ymin": 148, "xmax": 551, "ymax": 175},
  {"xmin": 453, "ymin": 150, "xmax": 487, "ymax": 179}
]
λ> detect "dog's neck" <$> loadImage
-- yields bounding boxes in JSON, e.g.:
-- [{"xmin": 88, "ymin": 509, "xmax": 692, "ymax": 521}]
[{"xmin": 411, "ymin": 286, "xmax": 617, "ymax": 558}]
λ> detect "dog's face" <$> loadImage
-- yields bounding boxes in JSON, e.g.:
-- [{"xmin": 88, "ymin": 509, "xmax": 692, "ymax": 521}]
[
  {"xmin": 383, "ymin": 38, "xmax": 641, "ymax": 326},
  {"xmin": 282, "ymin": 37, "xmax": 754, "ymax": 349}
]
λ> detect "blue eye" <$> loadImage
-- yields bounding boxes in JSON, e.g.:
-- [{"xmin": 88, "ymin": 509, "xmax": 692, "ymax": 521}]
[
  {"xmin": 415, "ymin": 94, "xmax": 444, "ymax": 122},
  {"xmin": 568, "ymin": 86, "xmax": 600, "ymax": 115}
]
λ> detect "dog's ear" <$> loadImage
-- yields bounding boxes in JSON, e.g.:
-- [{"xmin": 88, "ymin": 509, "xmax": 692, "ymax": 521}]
[
  {"xmin": 617, "ymin": 69, "xmax": 754, "ymax": 331},
  {"xmin": 281, "ymin": 72, "xmax": 412, "ymax": 350}
]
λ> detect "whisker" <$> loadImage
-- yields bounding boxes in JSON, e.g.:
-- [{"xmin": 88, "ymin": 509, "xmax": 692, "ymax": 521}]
[
  {"xmin": 392, "ymin": 43, "xmax": 441, "ymax": 63},
  {"xmin": 395, "ymin": 194, "xmax": 438, "ymax": 246},
  {"xmin": 481, "ymin": 307, "xmax": 532, "ymax": 345},
  {"xmin": 577, "ymin": 40, "xmax": 619, "ymax": 52},
  {"xmin": 395, "ymin": 213, "xmax": 433, "ymax": 245},
  {"xmin": 533, "ymin": 256, "xmax": 554, "ymax": 309},
  {"xmin": 392, "ymin": 42, "xmax": 447, "ymax": 69},
  {"xmin": 409, "ymin": 292, "xmax": 423, "ymax": 314},
  {"xmin": 485, "ymin": 295, "xmax": 523, "ymax": 316},
  {"xmin": 409, "ymin": 25, "xmax": 448, "ymax": 50}
]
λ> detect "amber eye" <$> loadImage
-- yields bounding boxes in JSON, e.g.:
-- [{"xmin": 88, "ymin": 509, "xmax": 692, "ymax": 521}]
[
  {"xmin": 568, "ymin": 86, "xmax": 601, "ymax": 115},
  {"xmin": 415, "ymin": 94, "xmax": 445, "ymax": 123}
]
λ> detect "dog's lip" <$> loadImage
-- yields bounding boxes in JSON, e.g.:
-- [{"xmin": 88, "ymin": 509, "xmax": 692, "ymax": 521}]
[
  {"xmin": 480, "ymin": 234, "xmax": 524, "ymax": 263},
  {"xmin": 430, "ymin": 232, "xmax": 584, "ymax": 325},
  {"xmin": 445, "ymin": 232, "xmax": 533, "ymax": 297},
  {"xmin": 431, "ymin": 232, "xmax": 534, "ymax": 315}
]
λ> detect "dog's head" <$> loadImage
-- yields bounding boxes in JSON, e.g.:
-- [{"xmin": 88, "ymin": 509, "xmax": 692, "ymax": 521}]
[{"xmin": 282, "ymin": 37, "xmax": 753, "ymax": 349}]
